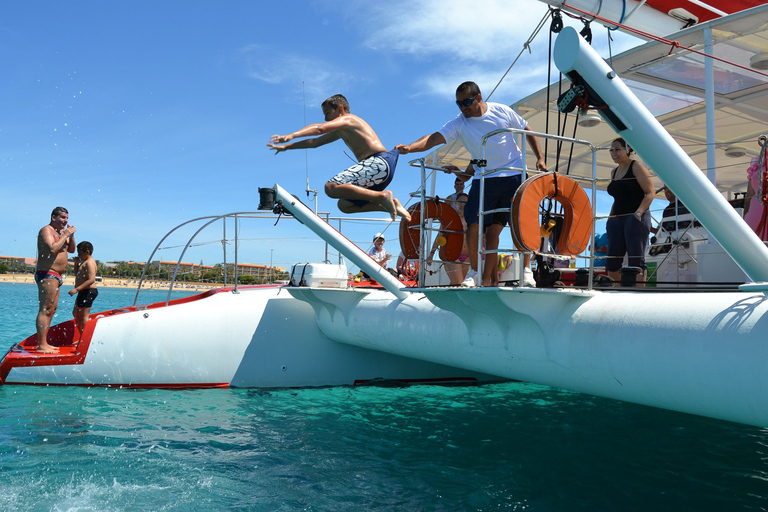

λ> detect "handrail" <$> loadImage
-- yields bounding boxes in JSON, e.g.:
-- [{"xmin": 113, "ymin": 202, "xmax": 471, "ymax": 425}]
[
  {"xmin": 134, "ymin": 211, "xmax": 398, "ymax": 306},
  {"xmin": 477, "ymin": 128, "xmax": 598, "ymax": 290},
  {"xmin": 406, "ymin": 128, "xmax": 599, "ymax": 289},
  {"xmin": 478, "ymin": 128, "xmax": 598, "ymax": 288},
  {"xmin": 134, "ymin": 212, "xmax": 265, "ymax": 306}
]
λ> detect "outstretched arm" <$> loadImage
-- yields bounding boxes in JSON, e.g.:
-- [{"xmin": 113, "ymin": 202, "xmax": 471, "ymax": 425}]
[
  {"xmin": 268, "ymin": 132, "xmax": 340, "ymax": 154},
  {"xmin": 442, "ymin": 164, "xmax": 474, "ymax": 180},
  {"xmin": 267, "ymin": 116, "xmax": 350, "ymax": 154},
  {"xmin": 394, "ymin": 132, "xmax": 446, "ymax": 155}
]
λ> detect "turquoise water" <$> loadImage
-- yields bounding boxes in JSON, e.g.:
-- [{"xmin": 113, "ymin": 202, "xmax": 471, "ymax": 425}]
[{"xmin": 1, "ymin": 282, "xmax": 767, "ymax": 511}]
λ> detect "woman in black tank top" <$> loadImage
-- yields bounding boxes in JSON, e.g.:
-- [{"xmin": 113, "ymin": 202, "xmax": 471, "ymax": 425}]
[{"xmin": 605, "ymin": 138, "xmax": 656, "ymax": 285}]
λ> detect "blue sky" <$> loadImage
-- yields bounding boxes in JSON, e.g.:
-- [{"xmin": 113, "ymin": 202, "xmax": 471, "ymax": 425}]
[{"xmin": 2, "ymin": 0, "xmax": 640, "ymax": 270}]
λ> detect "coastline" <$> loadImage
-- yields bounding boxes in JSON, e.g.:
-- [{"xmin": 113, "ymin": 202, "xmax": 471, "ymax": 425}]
[{"xmin": 0, "ymin": 273, "xmax": 216, "ymax": 291}]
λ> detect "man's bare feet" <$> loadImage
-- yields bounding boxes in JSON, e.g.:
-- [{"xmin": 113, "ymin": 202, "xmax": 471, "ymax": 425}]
[
  {"xmin": 380, "ymin": 190, "xmax": 398, "ymax": 221},
  {"xmin": 394, "ymin": 198, "xmax": 412, "ymax": 221},
  {"xmin": 36, "ymin": 344, "xmax": 60, "ymax": 354}
]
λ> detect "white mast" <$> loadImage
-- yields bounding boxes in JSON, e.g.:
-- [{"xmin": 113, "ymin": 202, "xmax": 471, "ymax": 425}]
[{"xmin": 554, "ymin": 26, "xmax": 768, "ymax": 282}]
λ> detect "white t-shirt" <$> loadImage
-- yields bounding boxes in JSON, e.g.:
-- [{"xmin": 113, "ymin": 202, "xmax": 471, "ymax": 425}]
[
  {"xmin": 368, "ymin": 246, "xmax": 389, "ymax": 268},
  {"xmin": 438, "ymin": 102, "xmax": 528, "ymax": 180}
]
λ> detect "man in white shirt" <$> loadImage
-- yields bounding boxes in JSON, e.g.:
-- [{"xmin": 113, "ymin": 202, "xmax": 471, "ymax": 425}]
[{"xmin": 395, "ymin": 81, "xmax": 546, "ymax": 287}]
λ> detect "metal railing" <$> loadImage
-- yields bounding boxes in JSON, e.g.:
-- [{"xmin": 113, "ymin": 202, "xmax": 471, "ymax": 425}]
[
  {"xmin": 134, "ymin": 211, "xmax": 396, "ymax": 306},
  {"xmin": 408, "ymin": 128, "xmax": 600, "ymax": 289}
]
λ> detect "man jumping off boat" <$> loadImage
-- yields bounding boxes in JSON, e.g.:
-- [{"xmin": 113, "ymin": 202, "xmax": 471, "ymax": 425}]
[
  {"xmin": 395, "ymin": 81, "xmax": 547, "ymax": 287},
  {"xmin": 35, "ymin": 206, "xmax": 76, "ymax": 353},
  {"xmin": 268, "ymin": 94, "xmax": 410, "ymax": 222}
]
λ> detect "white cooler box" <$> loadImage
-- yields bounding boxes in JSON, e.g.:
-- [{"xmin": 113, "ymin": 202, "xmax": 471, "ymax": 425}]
[{"xmin": 290, "ymin": 263, "xmax": 348, "ymax": 288}]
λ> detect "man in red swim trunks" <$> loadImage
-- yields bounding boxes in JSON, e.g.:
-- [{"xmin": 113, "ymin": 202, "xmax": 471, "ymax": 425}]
[{"xmin": 35, "ymin": 207, "xmax": 76, "ymax": 353}]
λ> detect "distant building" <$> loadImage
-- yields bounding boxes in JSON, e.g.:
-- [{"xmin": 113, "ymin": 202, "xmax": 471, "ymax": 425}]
[
  {"xmin": 150, "ymin": 261, "xmax": 284, "ymax": 280},
  {"xmin": 1, "ymin": 255, "xmax": 283, "ymax": 279},
  {"xmin": 225, "ymin": 262, "xmax": 268, "ymax": 280},
  {"xmin": 0, "ymin": 256, "xmax": 36, "ymax": 266},
  {"xmin": 151, "ymin": 260, "xmax": 213, "ymax": 277}
]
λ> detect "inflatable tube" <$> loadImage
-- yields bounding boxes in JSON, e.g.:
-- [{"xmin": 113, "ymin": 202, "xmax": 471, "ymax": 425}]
[
  {"xmin": 400, "ymin": 201, "xmax": 464, "ymax": 262},
  {"xmin": 511, "ymin": 172, "xmax": 592, "ymax": 256}
]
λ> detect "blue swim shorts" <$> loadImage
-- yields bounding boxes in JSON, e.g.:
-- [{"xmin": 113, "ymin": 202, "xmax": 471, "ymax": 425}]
[
  {"xmin": 327, "ymin": 149, "xmax": 399, "ymax": 207},
  {"xmin": 464, "ymin": 175, "xmax": 522, "ymax": 228}
]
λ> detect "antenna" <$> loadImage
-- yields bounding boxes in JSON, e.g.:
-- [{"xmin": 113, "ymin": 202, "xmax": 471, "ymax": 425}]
[{"xmin": 302, "ymin": 81, "xmax": 318, "ymax": 212}]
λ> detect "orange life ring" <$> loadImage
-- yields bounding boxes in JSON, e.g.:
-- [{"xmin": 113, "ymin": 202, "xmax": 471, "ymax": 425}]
[
  {"xmin": 511, "ymin": 172, "xmax": 592, "ymax": 256},
  {"xmin": 400, "ymin": 200, "xmax": 464, "ymax": 262}
]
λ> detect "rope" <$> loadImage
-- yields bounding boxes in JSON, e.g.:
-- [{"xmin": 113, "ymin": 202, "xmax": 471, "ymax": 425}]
[
  {"xmin": 485, "ymin": 9, "xmax": 552, "ymax": 101},
  {"xmin": 545, "ymin": 13, "xmax": 555, "ymax": 163},
  {"xmin": 607, "ymin": 0, "xmax": 626, "ymax": 31}
]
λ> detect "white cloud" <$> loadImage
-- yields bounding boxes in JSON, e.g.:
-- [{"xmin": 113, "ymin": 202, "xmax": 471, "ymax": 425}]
[
  {"xmin": 243, "ymin": 0, "xmax": 642, "ymax": 107},
  {"xmin": 412, "ymin": 58, "xmax": 554, "ymax": 103},
  {"xmin": 240, "ymin": 44, "xmax": 359, "ymax": 105},
  {"xmin": 362, "ymin": 0, "xmax": 551, "ymax": 64},
  {"xmin": 348, "ymin": 0, "xmax": 641, "ymax": 101}
]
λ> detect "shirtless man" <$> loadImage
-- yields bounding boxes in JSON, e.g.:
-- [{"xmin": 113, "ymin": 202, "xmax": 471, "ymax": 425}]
[
  {"xmin": 268, "ymin": 94, "xmax": 410, "ymax": 221},
  {"xmin": 35, "ymin": 207, "xmax": 76, "ymax": 353}
]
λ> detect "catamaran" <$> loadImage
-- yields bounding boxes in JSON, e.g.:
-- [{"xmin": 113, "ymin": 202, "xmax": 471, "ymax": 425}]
[{"xmin": 3, "ymin": 0, "xmax": 768, "ymax": 429}]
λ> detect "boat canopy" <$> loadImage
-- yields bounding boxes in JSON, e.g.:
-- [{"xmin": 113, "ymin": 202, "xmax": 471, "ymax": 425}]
[{"xmin": 424, "ymin": 4, "xmax": 768, "ymax": 196}]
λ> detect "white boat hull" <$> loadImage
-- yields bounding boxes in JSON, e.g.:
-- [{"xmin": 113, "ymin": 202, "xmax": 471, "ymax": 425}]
[
  {"xmin": 0, "ymin": 286, "xmax": 499, "ymax": 388},
  {"xmin": 288, "ymin": 286, "xmax": 768, "ymax": 427}
]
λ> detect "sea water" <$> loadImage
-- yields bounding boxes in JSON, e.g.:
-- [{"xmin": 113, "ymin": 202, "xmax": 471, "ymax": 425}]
[{"xmin": 0, "ymin": 282, "xmax": 767, "ymax": 511}]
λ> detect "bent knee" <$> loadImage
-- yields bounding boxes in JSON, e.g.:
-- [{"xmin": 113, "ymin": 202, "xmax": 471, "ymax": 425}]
[{"xmin": 325, "ymin": 182, "xmax": 338, "ymax": 197}]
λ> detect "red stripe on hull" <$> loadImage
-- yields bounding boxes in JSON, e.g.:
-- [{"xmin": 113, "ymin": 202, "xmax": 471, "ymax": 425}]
[
  {"xmin": 0, "ymin": 287, "xmax": 268, "ymax": 385},
  {"xmin": 2, "ymin": 381, "xmax": 230, "ymax": 389}
]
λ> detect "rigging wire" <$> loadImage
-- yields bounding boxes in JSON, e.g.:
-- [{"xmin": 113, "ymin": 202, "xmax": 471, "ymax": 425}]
[
  {"xmin": 485, "ymin": 9, "xmax": 552, "ymax": 102},
  {"xmin": 544, "ymin": 10, "xmax": 556, "ymax": 165},
  {"xmin": 303, "ymin": 81, "xmax": 309, "ymax": 195},
  {"xmin": 434, "ymin": 9, "xmax": 551, "ymax": 169}
]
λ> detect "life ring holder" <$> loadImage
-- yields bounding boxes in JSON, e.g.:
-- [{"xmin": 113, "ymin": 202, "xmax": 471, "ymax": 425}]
[
  {"xmin": 511, "ymin": 172, "xmax": 592, "ymax": 256},
  {"xmin": 399, "ymin": 200, "xmax": 464, "ymax": 262}
]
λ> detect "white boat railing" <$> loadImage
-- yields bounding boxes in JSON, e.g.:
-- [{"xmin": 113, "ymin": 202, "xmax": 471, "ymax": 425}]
[
  {"xmin": 409, "ymin": 128, "xmax": 599, "ymax": 288},
  {"xmin": 134, "ymin": 210, "xmax": 396, "ymax": 306},
  {"xmin": 480, "ymin": 128, "xmax": 599, "ymax": 288},
  {"xmin": 135, "ymin": 212, "xmax": 268, "ymax": 306}
]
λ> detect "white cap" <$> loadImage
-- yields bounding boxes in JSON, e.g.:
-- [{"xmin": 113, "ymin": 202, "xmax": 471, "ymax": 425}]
[{"xmin": 373, "ymin": 232, "xmax": 385, "ymax": 242}]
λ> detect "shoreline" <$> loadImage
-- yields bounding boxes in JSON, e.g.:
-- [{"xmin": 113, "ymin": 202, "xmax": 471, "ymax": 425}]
[{"xmin": 0, "ymin": 273, "xmax": 216, "ymax": 291}]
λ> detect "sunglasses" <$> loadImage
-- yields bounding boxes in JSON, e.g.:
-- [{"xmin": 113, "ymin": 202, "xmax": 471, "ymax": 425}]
[{"xmin": 455, "ymin": 95, "xmax": 478, "ymax": 108}]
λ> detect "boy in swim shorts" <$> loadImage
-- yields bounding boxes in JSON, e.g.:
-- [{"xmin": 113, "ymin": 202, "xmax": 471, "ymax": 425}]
[
  {"xmin": 69, "ymin": 241, "xmax": 98, "ymax": 346},
  {"xmin": 268, "ymin": 94, "xmax": 410, "ymax": 222}
]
